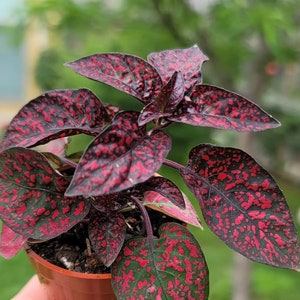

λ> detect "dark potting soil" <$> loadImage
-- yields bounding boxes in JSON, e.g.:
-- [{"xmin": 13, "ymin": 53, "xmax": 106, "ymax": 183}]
[
  {"xmin": 29, "ymin": 209, "xmax": 174, "ymax": 274},
  {"xmin": 29, "ymin": 222, "xmax": 111, "ymax": 274}
]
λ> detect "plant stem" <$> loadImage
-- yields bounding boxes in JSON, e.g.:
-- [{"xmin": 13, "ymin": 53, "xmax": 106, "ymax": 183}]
[
  {"xmin": 59, "ymin": 156, "xmax": 78, "ymax": 169},
  {"xmin": 163, "ymin": 158, "xmax": 185, "ymax": 172},
  {"xmin": 130, "ymin": 196, "xmax": 154, "ymax": 251}
]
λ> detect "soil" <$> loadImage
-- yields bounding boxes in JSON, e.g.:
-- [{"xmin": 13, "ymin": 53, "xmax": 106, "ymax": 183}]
[
  {"xmin": 29, "ymin": 222, "xmax": 111, "ymax": 274},
  {"xmin": 28, "ymin": 209, "xmax": 175, "ymax": 274}
]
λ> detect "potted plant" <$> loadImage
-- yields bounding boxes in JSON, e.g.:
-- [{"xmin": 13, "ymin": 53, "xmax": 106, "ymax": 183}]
[{"xmin": 0, "ymin": 45, "xmax": 299, "ymax": 300}]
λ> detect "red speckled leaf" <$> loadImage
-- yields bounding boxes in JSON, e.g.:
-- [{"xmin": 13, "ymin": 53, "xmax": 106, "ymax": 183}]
[
  {"xmin": 88, "ymin": 211, "xmax": 126, "ymax": 267},
  {"xmin": 0, "ymin": 224, "xmax": 27, "ymax": 259},
  {"xmin": 66, "ymin": 111, "xmax": 171, "ymax": 196},
  {"xmin": 0, "ymin": 89, "xmax": 108, "ymax": 151},
  {"xmin": 144, "ymin": 191, "xmax": 202, "ymax": 228},
  {"xmin": 138, "ymin": 71, "xmax": 185, "ymax": 126},
  {"xmin": 147, "ymin": 45, "xmax": 208, "ymax": 90},
  {"xmin": 112, "ymin": 222, "xmax": 209, "ymax": 299},
  {"xmin": 169, "ymin": 85, "xmax": 280, "ymax": 131},
  {"xmin": 92, "ymin": 195, "xmax": 121, "ymax": 213},
  {"xmin": 181, "ymin": 144, "xmax": 300, "ymax": 270},
  {"xmin": 65, "ymin": 54, "xmax": 163, "ymax": 104},
  {"xmin": 0, "ymin": 148, "xmax": 90, "ymax": 240},
  {"xmin": 140, "ymin": 176, "xmax": 185, "ymax": 209}
]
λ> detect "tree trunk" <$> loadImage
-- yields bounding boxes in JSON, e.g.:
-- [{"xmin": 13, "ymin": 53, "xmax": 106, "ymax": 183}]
[{"xmin": 232, "ymin": 253, "xmax": 252, "ymax": 300}]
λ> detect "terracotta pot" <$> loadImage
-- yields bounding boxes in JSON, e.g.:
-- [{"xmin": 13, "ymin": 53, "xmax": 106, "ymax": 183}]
[{"xmin": 25, "ymin": 245, "xmax": 116, "ymax": 300}]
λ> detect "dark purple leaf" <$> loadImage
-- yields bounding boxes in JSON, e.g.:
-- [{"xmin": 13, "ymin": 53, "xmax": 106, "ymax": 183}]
[
  {"xmin": 138, "ymin": 101, "xmax": 166, "ymax": 126},
  {"xmin": 181, "ymin": 144, "xmax": 300, "ymax": 270},
  {"xmin": 165, "ymin": 71, "xmax": 185, "ymax": 112},
  {"xmin": 92, "ymin": 195, "xmax": 122, "ymax": 213},
  {"xmin": 66, "ymin": 111, "xmax": 171, "ymax": 196},
  {"xmin": 0, "ymin": 148, "xmax": 90, "ymax": 240},
  {"xmin": 147, "ymin": 45, "xmax": 208, "ymax": 90},
  {"xmin": 138, "ymin": 71, "xmax": 185, "ymax": 126},
  {"xmin": 169, "ymin": 85, "xmax": 280, "ymax": 131},
  {"xmin": 88, "ymin": 211, "xmax": 126, "ymax": 267},
  {"xmin": 0, "ymin": 89, "xmax": 108, "ymax": 151},
  {"xmin": 0, "ymin": 224, "xmax": 27, "ymax": 259},
  {"xmin": 112, "ymin": 222, "xmax": 209, "ymax": 299},
  {"xmin": 65, "ymin": 53, "xmax": 163, "ymax": 104}
]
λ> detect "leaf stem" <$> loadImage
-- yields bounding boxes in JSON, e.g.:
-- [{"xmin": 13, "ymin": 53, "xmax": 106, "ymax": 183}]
[
  {"xmin": 59, "ymin": 156, "xmax": 78, "ymax": 169},
  {"xmin": 130, "ymin": 196, "xmax": 154, "ymax": 250},
  {"xmin": 163, "ymin": 158, "xmax": 186, "ymax": 172}
]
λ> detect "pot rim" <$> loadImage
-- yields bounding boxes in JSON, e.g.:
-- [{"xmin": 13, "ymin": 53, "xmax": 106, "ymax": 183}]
[{"xmin": 24, "ymin": 243, "xmax": 112, "ymax": 280}]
